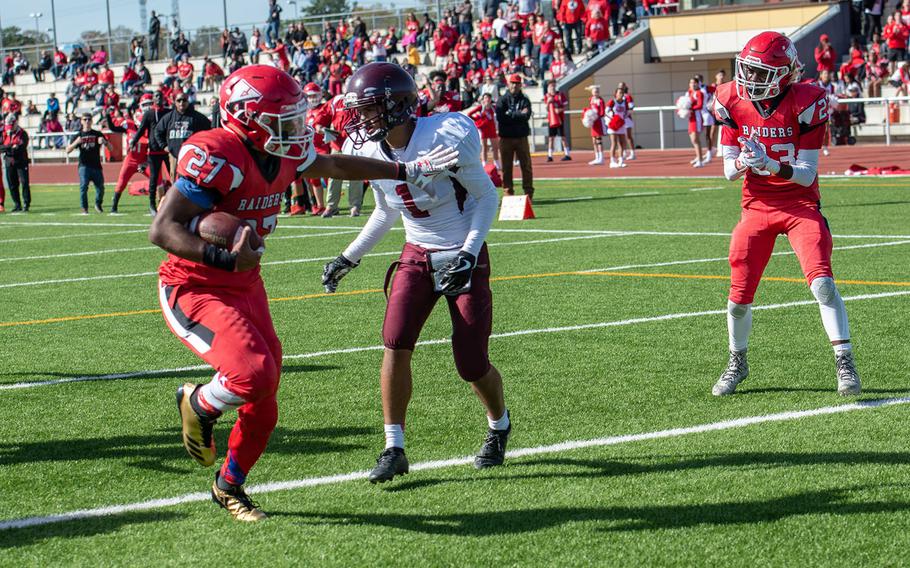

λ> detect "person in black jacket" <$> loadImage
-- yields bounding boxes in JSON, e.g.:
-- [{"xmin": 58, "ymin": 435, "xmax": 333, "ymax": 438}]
[
  {"xmin": 1, "ymin": 115, "xmax": 31, "ymax": 212},
  {"xmin": 131, "ymin": 90, "xmax": 171, "ymax": 214},
  {"xmin": 153, "ymin": 91, "xmax": 211, "ymax": 183},
  {"xmin": 495, "ymin": 74, "xmax": 534, "ymax": 200},
  {"xmin": 149, "ymin": 11, "xmax": 161, "ymax": 60}
]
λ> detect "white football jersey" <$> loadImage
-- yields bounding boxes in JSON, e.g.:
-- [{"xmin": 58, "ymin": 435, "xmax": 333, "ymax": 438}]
[{"xmin": 342, "ymin": 113, "xmax": 498, "ymax": 260}]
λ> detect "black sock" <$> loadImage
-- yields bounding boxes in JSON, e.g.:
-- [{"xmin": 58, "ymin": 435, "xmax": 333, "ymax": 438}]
[
  {"xmin": 111, "ymin": 192, "xmax": 122, "ymax": 209},
  {"xmin": 216, "ymin": 472, "xmax": 238, "ymax": 491}
]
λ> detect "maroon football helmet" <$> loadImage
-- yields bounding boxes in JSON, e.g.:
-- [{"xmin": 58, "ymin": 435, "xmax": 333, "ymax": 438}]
[{"xmin": 343, "ymin": 62, "xmax": 418, "ymax": 148}]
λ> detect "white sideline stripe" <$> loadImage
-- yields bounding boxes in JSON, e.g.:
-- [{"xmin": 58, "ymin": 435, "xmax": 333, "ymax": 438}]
[
  {"xmin": 623, "ymin": 191, "xmax": 660, "ymax": 196},
  {"xmin": 3, "ymin": 395, "xmax": 910, "ymax": 531},
  {"xmin": 3, "ymin": 290, "xmax": 908, "ymax": 392},
  {"xmin": 689, "ymin": 186, "xmax": 723, "ymax": 192},
  {"xmin": 0, "ymin": 272, "xmax": 160, "ymax": 290},
  {"xmin": 0, "ymin": 229, "xmax": 148, "ymax": 244},
  {"xmin": 0, "ymin": 222, "xmax": 148, "ymax": 228},
  {"xmin": 0, "ymin": 246, "xmax": 156, "ymax": 262},
  {"xmin": 579, "ymin": 240, "xmax": 910, "ymax": 273}
]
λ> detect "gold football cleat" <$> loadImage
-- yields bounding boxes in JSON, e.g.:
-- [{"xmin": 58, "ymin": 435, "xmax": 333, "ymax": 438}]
[
  {"xmin": 211, "ymin": 475, "xmax": 267, "ymax": 522},
  {"xmin": 176, "ymin": 383, "xmax": 217, "ymax": 467}
]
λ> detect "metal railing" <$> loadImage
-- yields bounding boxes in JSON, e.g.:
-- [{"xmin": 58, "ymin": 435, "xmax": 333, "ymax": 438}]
[{"xmin": 529, "ymin": 96, "xmax": 910, "ymax": 150}]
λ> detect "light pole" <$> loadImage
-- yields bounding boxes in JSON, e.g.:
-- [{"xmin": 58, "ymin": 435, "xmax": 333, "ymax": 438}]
[
  {"xmin": 288, "ymin": 0, "xmax": 299, "ymax": 19},
  {"xmin": 104, "ymin": 0, "xmax": 113, "ymax": 60},
  {"xmin": 50, "ymin": 0, "xmax": 58, "ymax": 52},
  {"xmin": 223, "ymin": 0, "xmax": 228, "ymax": 30},
  {"xmin": 28, "ymin": 12, "xmax": 43, "ymax": 63}
]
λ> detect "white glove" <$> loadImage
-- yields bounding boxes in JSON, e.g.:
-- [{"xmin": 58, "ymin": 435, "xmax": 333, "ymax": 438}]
[
  {"xmin": 404, "ymin": 145, "xmax": 459, "ymax": 186},
  {"xmin": 738, "ymin": 136, "xmax": 779, "ymax": 174},
  {"xmin": 322, "ymin": 129, "xmax": 337, "ymax": 144}
]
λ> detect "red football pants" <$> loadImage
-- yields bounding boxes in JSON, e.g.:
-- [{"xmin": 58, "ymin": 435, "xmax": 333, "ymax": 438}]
[
  {"xmin": 159, "ymin": 279, "xmax": 282, "ymax": 479},
  {"xmin": 114, "ymin": 152, "xmax": 148, "ymax": 193},
  {"xmin": 728, "ymin": 201, "xmax": 834, "ymax": 305}
]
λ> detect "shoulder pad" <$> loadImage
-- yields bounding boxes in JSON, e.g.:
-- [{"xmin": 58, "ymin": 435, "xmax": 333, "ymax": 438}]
[
  {"xmin": 176, "ymin": 131, "xmax": 246, "ymax": 194},
  {"xmin": 793, "ymin": 83, "xmax": 828, "ymax": 127}
]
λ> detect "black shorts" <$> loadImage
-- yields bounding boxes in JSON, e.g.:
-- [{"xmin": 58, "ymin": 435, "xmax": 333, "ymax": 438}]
[
  {"xmin": 548, "ymin": 124, "xmax": 565, "ymax": 137},
  {"xmin": 889, "ymin": 48, "xmax": 907, "ymax": 62}
]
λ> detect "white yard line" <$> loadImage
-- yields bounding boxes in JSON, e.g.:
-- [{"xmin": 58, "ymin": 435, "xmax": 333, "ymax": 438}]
[
  {"xmin": 0, "ymin": 229, "xmax": 148, "ymax": 244},
  {"xmin": 689, "ymin": 187, "xmax": 723, "ymax": 192},
  {"xmin": 4, "ymin": 289, "xmax": 908, "ymax": 392},
  {"xmin": 2, "ymin": 393, "xmax": 908, "ymax": 531},
  {"xmin": 623, "ymin": 191, "xmax": 660, "ymax": 197},
  {"xmin": 0, "ymin": 246, "xmax": 157, "ymax": 263},
  {"xmin": 551, "ymin": 196, "xmax": 594, "ymax": 202}
]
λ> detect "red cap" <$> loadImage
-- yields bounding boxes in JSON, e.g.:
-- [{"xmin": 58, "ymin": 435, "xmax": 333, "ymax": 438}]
[
  {"xmin": 820, "ymin": 33, "xmax": 830, "ymax": 41},
  {"xmin": 508, "ymin": 74, "xmax": 522, "ymax": 84},
  {"xmin": 303, "ymin": 82, "xmax": 321, "ymax": 94}
]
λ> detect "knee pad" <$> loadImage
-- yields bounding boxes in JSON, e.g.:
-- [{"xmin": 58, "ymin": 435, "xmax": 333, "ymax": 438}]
[
  {"xmin": 727, "ymin": 300, "xmax": 750, "ymax": 319},
  {"xmin": 810, "ymin": 277, "xmax": 838, "ymax": 305}
]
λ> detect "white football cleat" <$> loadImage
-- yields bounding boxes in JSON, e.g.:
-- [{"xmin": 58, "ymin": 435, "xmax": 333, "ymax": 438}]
[
  {"xmin": 627, "ymin": 150, "xmax": 635, "ymax": 160},
  {"xmin": 702, "ymin": 151, "xmax": 712, "ymax": 164},
  {"xmin": 692, "ymin": 160, "xmax": 704, "ymax": 168},
  {"xmin": 713, "ymin": 350, "xmax": 749, "ymax": 396},
  {"xmin": 589, "ymin": 158, "xmax": 604, "ymax": 166},
  {"xmin": 835, "ymin": 351, "xmax": 861, "ymax": 396},
  {"xmin": 822, "ymin": 147, "xmax": 830, "ymax": 156},
  {"xmin": 616, "ymin": 159, "xmax": 627, "ymax": 168}
]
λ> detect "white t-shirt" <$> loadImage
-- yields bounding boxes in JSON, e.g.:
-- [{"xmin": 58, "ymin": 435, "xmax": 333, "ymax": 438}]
[{"xmin": 342, "ymin": 113, "xmax": 498, "ymax": 260}]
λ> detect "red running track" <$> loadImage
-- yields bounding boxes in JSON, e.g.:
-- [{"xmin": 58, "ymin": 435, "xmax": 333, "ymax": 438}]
[{"xmin": 25, "ymin": 144, "xmax": 910, "ymax": 184}]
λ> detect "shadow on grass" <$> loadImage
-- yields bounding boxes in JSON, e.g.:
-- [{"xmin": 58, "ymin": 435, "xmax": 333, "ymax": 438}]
[
  {"xmin": 823, "ymin": 200, "xmax": 910, "ymax": 209},
  {"xmin": 0, "ymin": 425, "xmax": 373, "ymax": 473},
  {"xmin": 737, "ymin": 386, "xmax": 910, "ymax": 395},
  {"xmin": 281, "ymin": 484, "xmax": 910, "ymax": 535},
  {"xmin": 0, "ymin": 511, "xmax": 183, "ymax": 550},
  {"xmin": 0, "ymin": 363, "xmax": 340, "ymax": 386}
]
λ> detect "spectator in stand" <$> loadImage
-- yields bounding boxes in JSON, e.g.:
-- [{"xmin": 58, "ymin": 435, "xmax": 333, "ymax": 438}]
[
  {"xmin": 902, "ymin": 0, "xmax": 910, "ymax": 26},
  {"xmin": 884, "ymin": 11, "xmax": 909, "ymax": 73},
  {"xmin": 506, "ymin": 18, "xmax": 524, "ymax": 60},
  {"xmin": 889, "ymin": 60, "xmax": 910, "ymax": 99},
  {"xmin": 544, "ymin": 81, "xmax": 571, "ymax": 162},
  {"xmin": 65, "ymin": 112, "xmax": 80, "ymax": 134},
  {"xmin": 202, "ymin": 58, "xmax": 225, "ymax": 92},
  {"xmin": 25, "ymin": 100, "xmax": 39, "ymax": 115},
  {"xmin": 538, "ymin": 20, "xmax": 558, "ymax": 81},
  {"xmin": 90, "ymin": 46, "xmax": 108, "ymax": 70},
  {"xmin": 249, "ymin": 28, "xmax": 264, "ymax": 63},
  {"xmin": 866, "ymin": 50, "xmax": 886, "ymax": 97},
  {"xmin": 686, "ymin": 76, "xmax": 705, "ymax": 168},
  {"xmin": 99, "ymin": 64, "xmax": 115, "ymax": 88},
  {"xmin": 66, "ymin": 113, "xmax": 112, "ymax": 214},
  {"xmin": 465, "ymin": 92, "xmax": 500, "ymax": 166},
  {"xmin": 135, "ymin": 62, "xmax": 152, "ymax": 88},
  {"xmin": 154, "ymin": 91, "xmax": 211, "ymax": 183},
  {"xmin": 98, "ymin": 84, "xmax": 120, "ymax": 112},
  {"xmin": 550, "ymin": 50, "xmax": 576, "ymax": 81},
  {"xmin": 559, "ymin": 0, "xmax": 586, "ymax": 56},
  {"xmin": 608, "ymin": 0, "xmax": 622, "ymax": 36},
  {"xmin": 480, "ymin": 72, "xmax": 501, "ymax": 101},
  {"xmin": 2, "ymin": 92, "xmax": 22, "ymax": 118},
  {"xmin": 496, "ymin": 74, "xmax": 534, "ymax": 199},
  {"xmin": 620, "ymin": 0, "xmax": 637, "ymax": 34},
  {"xmin": 171, "ymin": 32, "xmax": 190, "ymax": 63},
  {"xmin": 13, "ymin": 51, "xmax": 29, "ymax": 75},
  {"xmin": 163, "ymin": 60, "xmax": 179, "ymax": 88},
  {"xmin": 220, "ymin": 29, "xmax": 232, "ymax": 64},
  {"xmin": 267, "ymin": 0, "xmax": 283, "ymax": 46},
  {"xmin": 47, "ymin": 93, "xmax": 60, "ymax": 116},
  {"xmin": 210, "ymin": 96, "xmax": 221, "ymax": 128},
  {"xmin": 33, "ymin": 51, "xmax": 52, "ymax": 82},
  {"xmin": 177, "ymin": 54, "xmax": 195, "ymax": 85},
  {"xmin": 263, "ymin": 37, "xmax": 291, "ymax": 71},
  {"xmin": 327, "ymin": 53, "xmax": 352, "ymax": 96},
  {"xmin": 82, "ymin": 67, "xmax": 100, "ymax": 101},
  {"xmin": 845, "ymin": 84, "xmax": 866, "ymax": 125},
  {"xmin": 457, "ymin": 0, "xmax": 474, "ymax": 37},
  {"xmin": 149, "ymin": 11, "xmax": 161, "ymax": 60},
  {"xmin": 840, "ymin": 38, "xmax": 866, "ymax": 81},
  {"xmin": 52, "ymin": 47, "xmax": 68, "ymax": 79},
  {"xmin": 865, "ymin": 0, "xmax": 884, "ymax": 41},
  {"xmin": 2, "ymin": 54, "xmax": 15, "ymax": 85},
  {"xmin": 44, "ymin": 111, "xmax": 65, "ymax": 149},
  {"xmin": 814, "ymin": 34, "xmax": 836, "ymax": 78},
  {"xmin": 419, "ymin": 13, "xmax": 436, "ymax": 52},
  {"xmin": 586, "ymin": 8, "xmax": 610, "ymax": 53},
  {"xmin": 484, "ymin": 0, "xmax": 499, "ymax": 19},
  {"xmin": 1, "ymin": 115, "xmax": 30, "ymax": 212},
  {"xmin": 403, "ymin": 13, "xmax": 420, "ymax": 50},
  {"xmin": 122, "ymin": 65, "xmax": 141, "ymax": 94}
]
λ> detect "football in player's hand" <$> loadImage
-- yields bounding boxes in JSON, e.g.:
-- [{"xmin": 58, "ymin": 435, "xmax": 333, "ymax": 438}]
[{"xmin": 193, "ymin": 212, "xmax": 264, "ymax": 250}]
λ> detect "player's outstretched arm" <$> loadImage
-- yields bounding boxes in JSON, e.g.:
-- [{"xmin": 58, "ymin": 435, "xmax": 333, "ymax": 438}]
[
  {"xmin": 304, "ymin": 146, "xmax": 459, "ymax": 185},
  {"xmin": 149, "ymin": 188, "xmax": 261, "ymax": 272}
]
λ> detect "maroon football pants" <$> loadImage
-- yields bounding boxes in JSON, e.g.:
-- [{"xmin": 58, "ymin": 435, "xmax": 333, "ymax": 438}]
[{"xmin": 383, "ymin": 242, "xmax": 492, "ymax": 381}]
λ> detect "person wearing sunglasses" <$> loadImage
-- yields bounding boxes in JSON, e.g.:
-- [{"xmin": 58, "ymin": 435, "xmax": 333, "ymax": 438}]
[{"xmin": 153, "ymin": 90, "xmax": 212, "ymax": 185}]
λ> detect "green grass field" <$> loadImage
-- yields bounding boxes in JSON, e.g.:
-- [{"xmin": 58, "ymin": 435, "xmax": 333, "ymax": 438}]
[{"xmin": 1, "ymin": 176, "xmax": 909, "ymax": 566}]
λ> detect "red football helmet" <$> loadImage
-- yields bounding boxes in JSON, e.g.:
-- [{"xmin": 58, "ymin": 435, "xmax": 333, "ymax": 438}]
[
  {"xmin": 735, "ymin": 31, "xmax": 802, "ymax": 101},
  {"xmin": 302, "ymin": 82, "xmax": 323, "ymax": 108},
  {"xmin": 219, "ymin": 65, "xmax": 313, "ymax": 159},
  {"xmin": 343, "ymin": 62, "xmax": 418, "ymax": 148}
]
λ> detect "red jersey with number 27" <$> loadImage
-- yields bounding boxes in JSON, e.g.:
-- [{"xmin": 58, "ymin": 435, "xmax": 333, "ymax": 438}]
[
  {"xmin": 159, "ymin": 128, "xmax": 316, "ymax": 289},
  {"xmin": 713, "ymin": 81, "xmax": 828, "ymax": 207}
]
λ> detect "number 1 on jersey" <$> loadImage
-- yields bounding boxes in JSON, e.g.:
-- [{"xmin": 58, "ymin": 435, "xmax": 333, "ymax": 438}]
[{"xmin": 395, "ymin": 184, "xmax": 430, "ymax": 218}]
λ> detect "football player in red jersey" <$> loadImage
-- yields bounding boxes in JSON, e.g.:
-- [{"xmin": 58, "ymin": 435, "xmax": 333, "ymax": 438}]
[
  {"xmin": 108, "ymin": 95, "xmax": 170, "ymax": 214},
  {"xmin": 149, "ymin": 65, "xmax": 458, "ymax": 521},
  {"xmin": 711, "ymin": 31, "xmax": 860, "ymax": 397}
]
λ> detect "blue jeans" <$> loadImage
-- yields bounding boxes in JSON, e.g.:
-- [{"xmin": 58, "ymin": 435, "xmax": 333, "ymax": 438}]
[
  {"xmin": 79, "ymin": 166, "xmax": 105, "ymax": 210},
  {"xmin": 539, "ymin": 53, "xmax": 553, "ymax": 80}
]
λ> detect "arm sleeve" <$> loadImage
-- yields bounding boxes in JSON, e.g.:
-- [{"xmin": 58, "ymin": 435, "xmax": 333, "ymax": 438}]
[
  {"xmin": 785, "ymin": 149, "xmax": 819, "ymax": 187},
  {"xmin": 452, "ymin": 126, "xmax": 498, "ymax": 257},
  {"xmin": 341, "ymin": 187, "xmax": 398, "ymax": 262},
  {"xmin": 722, "ymin": 143, "xmax": 747, "ymax": 181}
]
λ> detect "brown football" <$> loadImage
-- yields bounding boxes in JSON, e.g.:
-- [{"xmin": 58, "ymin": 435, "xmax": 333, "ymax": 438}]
[{"xmin": 192, "ymin": 212, "xmax": 264, "ymax": 250}]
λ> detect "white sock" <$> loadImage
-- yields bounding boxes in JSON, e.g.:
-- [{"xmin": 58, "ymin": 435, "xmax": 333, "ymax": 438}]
[
  {"xmin": 810, "ymin": 277, "xmax": 851, "ymax": 346},
  {"xmin": 547, "ymin": 148, "xmax": 553, "ymax": 158},
  {"xmin": 564, "ymin": 147, "xmax": 570, "ymax": 157},
  {"xmin": 488, "ymin": 409, "xmax": 510, "ymax": 431},
  {"xmin": 384, "ymin": 424, "xmax": 405, "ymax": 449},
  {"xmin": 198, "ymin": 372, "xmax": 246, "ymax": 413},
  {"xmin": 727, "ymin": 300, "xmax": 752, "ymax": 352},
  {"xmin": 834, "ymin": 342, "xmax": 853, "ymax": 355}
]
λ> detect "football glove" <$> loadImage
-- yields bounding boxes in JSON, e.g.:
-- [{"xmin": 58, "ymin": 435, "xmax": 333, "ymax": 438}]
[
  {"xmin": 738, "ymin": 135, "xmax": 780, "ymax": 174},
  {"xmin": 435, "ymin": 251, "xmax": 476, "ymax": 296},
  {"xmin": 404, "ymin": 145, "xmax": 459, "ymax": 187},
  {"xmin": 322, "ymin": 254, "xmax": 359, "ymax": 293}
]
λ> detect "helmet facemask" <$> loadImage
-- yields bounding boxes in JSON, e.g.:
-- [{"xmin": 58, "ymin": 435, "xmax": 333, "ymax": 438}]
[
  {"xmin": 253, "ymin": 99, "xmax": 315, "ymax": 159},
  {"xmin": 343, "ymin": 91, "xmax": 415, "ymax": 149},
  {"xmin": 735, "ymin": 56, "xmax": 794, "ymax": 101}
]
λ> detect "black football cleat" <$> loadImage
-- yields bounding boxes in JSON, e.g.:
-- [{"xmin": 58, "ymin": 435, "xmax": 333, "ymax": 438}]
[
  {"xmin": 368, "ymin": 447, "xmax": 409, "ymax": 483},
  {"xmin": 474, "ymin": 422, "xmax": 511, "ymax": 469}
]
